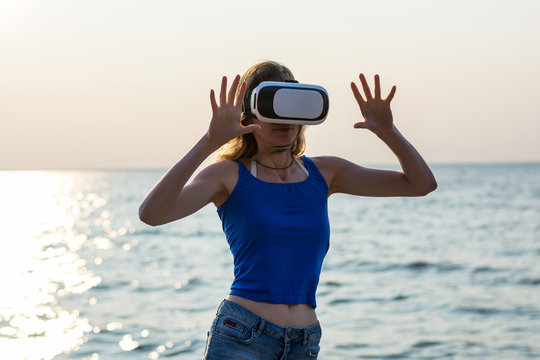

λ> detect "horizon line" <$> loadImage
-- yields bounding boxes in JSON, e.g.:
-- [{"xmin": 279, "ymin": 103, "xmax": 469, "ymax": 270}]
[{"xmin": 1, "ymin": 160, "xmax": 539, "ymax": 172}]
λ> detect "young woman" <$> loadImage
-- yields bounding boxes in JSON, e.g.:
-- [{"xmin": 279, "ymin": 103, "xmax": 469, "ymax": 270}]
[{"xmin": 139, "ymin": 61, "xmax": 437, "ymax": 359}]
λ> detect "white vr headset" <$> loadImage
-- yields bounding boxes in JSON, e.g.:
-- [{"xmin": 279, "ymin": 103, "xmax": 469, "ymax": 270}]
[{"xmin": 242, "ymin": 81, "xmax": 329, "ymax": 125}]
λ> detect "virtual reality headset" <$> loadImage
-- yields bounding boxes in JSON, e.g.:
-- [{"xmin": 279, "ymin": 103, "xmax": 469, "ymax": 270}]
[{"xmin": 242, "ymin": 81, "xmax": 329, "ymax": 125}]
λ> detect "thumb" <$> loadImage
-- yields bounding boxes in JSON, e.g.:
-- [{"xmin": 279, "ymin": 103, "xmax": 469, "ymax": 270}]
[
  {"xmin": 353, "ymin": 122, "xmax": 370, "ymax": 129},
  {"xmin": 241, "ymin": 124, "xmax": 261, "ymax": 135}
]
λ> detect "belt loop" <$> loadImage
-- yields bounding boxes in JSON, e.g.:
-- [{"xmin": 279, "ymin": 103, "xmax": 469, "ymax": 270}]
[
  {"xmin": 256, "ymin": 318, "xmax": 266, "ymax": 336},
  {"xmin": 303, "ymin": 329, "xmax": 308, "ymax": 346}
]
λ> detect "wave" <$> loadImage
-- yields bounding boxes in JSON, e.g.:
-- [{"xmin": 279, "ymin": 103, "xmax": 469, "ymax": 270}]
[
  {"xmin": 328, "ymin": 259, "xmax": 464, "ymax": 273},
  {"xmin": 517, "ymin": 278, "xmax": 540, "ymax": 286},
  {"xmin": 411, "ymin": 340, "xmax": 442, "ymax": 348},
  {"xmin": 335, "ymin": 342, "xmax": 369, "ymax": 350},
  {"xmin": 453, "ymin": 305, "xmax": 540, "ymax": 317},
  {"xmin": 472, "ymin": 266, "xmax": 505, "ymax": 273},
  {"xmin": 455, "ymin": 306, "xmax": 504, "ymax": 315},
  {"xmin": 359, "ymin": 350, "xmax": 414, "ymax": 359},
  {"xmin": 130, "ymin": 228, "xmax": 163, "ymax": 236},
  {"xmin": 369, "ymin": 260, "xmax": 463, "ymax": 273},
  {"xmin": 328, "ymin": 298, "xmax": 357, "ymax": 305},
  {"xmin": 406, "ymin": 261, "xmax": 462, "ymax": 272},
  {"xmin": 328, "ymin": 294, "xmax": 409, "ymax": 305}
]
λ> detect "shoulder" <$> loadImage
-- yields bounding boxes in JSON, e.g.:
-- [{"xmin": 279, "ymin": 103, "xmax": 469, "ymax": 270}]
[
  {"xmin": 306, "ymin": 156, "xmax": 347, "ymax": 189},
  {"xmin": 200, "ymin": 159, "xmax": 239, "ymax": 176},
  {"xmin": 196, "ymin": 159, "xmax": 239, "ymax": 187},
  {"xmin": 310, "ymin": 155, "xmax": 364, "ymax": 170},
  {"xmin": 199, "ymin": 160, "xmax": 241, "ymax": 203},
  {"xmin": 309, "ymin": 156, "xmax": 367, "ymax": 195},
  {"xmin": 308, "ymin": 155, "xmax": 353, "ymax": 173}
]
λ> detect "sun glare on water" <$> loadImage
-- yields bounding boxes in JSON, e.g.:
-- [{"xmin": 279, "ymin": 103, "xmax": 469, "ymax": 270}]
[{"xmin": 0, "ymin": 172, "xmax": 103, "ymax": 359}]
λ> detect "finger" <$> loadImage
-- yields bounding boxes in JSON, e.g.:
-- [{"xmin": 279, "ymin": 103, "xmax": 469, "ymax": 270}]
[
  {"xmin": 353, "ymin": 122, "xmax": 370, "ymax": 129},
  {"xmin": 241, "ymin": 124, "xmax": 261, "ymax": 134},
  {"xmin": 228, "ymin": 75, "xmax": 240, "ymax": 104},
  {"xmin": 210, "ymin": 89, "xmax": 218, "ymax": 113},
  {"xmin": 350, "ymin": 82, "xmax": 366, "ymax": 106},
  {"xmin": 374, "ymin": 74, "xmax": 381, "ymax": 99},
  {"xmin": 359, "ymin": 73, "xmax": 373, "ymax": 99},
  {"xmin": 385, "ymin": 85, "xmax": 397, "ymax": 102},
  {"xmin": 235, "ymin": 81, "xmax": 247, "ymax": 108},
  {"xmin": 220, "ymin": 76, "xmax": 227, "ymax": 105}
]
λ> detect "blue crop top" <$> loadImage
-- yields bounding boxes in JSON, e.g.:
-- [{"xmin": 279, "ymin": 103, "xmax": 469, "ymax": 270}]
[{"xmin": 217, "ymin": 156, "xmax": 330, "ymax": 308}]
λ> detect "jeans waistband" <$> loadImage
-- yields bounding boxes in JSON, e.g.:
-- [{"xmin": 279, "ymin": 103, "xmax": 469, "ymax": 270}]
[{"xmin": 216, "ymin": 299, "xmax": 321, "ymax": 342}]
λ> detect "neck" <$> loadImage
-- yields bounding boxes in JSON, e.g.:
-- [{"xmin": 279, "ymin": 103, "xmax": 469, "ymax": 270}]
[{"xmin": 254, "ymin": 151, "xmax": 295, "ymax": 169}]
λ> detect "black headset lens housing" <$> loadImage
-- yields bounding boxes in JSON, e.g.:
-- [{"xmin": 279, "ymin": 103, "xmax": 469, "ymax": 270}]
[{"xmin": 242, "ymin": 81, "xmax": 329, "ymax": 125}]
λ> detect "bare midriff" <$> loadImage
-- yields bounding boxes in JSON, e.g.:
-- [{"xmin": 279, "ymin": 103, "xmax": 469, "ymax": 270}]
[{"xmin": 227, "ymin": 295, "xmax": 318, "ymax": 328}]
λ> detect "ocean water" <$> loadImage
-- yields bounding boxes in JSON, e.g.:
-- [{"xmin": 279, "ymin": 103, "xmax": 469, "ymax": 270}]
[{"xmin": 0, "ymin": 163, "xmax": 539, "ymax": 360}]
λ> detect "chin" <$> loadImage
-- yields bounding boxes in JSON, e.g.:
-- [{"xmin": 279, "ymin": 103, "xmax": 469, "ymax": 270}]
[
  {"xmin": 269, "ymin": 145, "xmax": 293, "ymax": 154},
  {"xmin": 273, "ymin": 136, "xmax": 297, "ymax": 146}
]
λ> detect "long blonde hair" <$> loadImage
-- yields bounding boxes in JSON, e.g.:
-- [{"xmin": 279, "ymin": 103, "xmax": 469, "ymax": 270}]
[{"xmin": 216, "ymin": 61, "xmax": 307, "ymax": 162}]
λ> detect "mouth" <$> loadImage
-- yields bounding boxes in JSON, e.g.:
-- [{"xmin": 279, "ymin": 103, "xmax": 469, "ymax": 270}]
[{"xmin": 272, "ymin": 125, "xmax": 294, "ymax": 132}]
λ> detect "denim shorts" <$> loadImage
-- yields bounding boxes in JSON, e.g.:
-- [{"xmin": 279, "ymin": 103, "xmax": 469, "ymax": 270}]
[{"xmin": 204, "ymin": 299, "xmax": 322, "ymax": 359}]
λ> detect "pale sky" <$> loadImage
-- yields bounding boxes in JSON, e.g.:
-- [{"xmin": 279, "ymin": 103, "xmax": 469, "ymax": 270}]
[{"xmin": 1, "ymin": 0, "xmax": 539, "ymax": 169}]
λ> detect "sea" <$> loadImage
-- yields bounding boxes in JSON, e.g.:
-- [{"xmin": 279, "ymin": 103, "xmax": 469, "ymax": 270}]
[{"xmin": 0, "ymin": 163, "xmax": 539, "ymax": 360}]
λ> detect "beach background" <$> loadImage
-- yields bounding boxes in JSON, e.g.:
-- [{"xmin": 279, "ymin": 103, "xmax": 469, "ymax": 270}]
[
  {"xmin": 0, "ymin": 164, "xmax": 539, "ymax": 359},
  {"xmin": 1, "ymin": 0, "xmax": 540, "ymax": 359}
]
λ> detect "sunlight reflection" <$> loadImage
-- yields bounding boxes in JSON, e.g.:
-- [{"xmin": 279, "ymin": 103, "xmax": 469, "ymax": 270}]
[
  {"xmin": 119, "ymin": 334, "xmax": 139, "ymax": 351},
  {"xmin": 0, "ymin": 171, "xmax": 103, "ymax": 359}
]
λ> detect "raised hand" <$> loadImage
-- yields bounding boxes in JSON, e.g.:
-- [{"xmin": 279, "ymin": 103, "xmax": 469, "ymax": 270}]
[
  {"xmin": 207, "ymin": 75, "xmax": 260, "ymax": 148},
  {"xmin": 350, "ymin": 74, "xmax": 397, "ymax": 135}
]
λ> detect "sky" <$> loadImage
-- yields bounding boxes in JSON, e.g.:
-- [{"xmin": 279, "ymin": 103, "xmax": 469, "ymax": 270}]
[{"xmin": 1, "ymin": 0, "xmax": 539, "ymax": 169}]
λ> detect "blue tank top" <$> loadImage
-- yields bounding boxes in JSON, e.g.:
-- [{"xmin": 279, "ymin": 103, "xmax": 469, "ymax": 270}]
[{"xmin": 217, "ymin": 156, "xmax": 330, "ymax": 308}]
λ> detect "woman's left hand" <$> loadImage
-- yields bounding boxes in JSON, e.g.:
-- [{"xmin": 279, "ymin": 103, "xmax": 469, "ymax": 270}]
[{"xmin": 350, "ymin": 74, "xmax": 397, "ymax": 136}]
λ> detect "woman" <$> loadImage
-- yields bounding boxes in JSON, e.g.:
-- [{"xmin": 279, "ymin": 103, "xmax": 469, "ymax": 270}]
[{"xmin": 139, "ymin": 61, "xmax": 437, "ymax": 359}]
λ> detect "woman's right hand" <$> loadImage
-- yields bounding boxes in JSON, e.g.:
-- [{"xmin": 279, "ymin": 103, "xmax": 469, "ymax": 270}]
[{"xmin": 206, "ymin": 75, "xmax": 260, "ymax": 148}]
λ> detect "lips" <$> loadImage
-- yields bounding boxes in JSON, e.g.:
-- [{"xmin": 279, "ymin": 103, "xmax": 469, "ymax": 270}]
[{"xmin": 272, "ymin": 125, "xmax": 294, "ymax": 131}]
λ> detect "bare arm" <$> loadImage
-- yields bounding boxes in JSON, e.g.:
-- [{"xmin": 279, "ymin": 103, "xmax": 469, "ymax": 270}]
[
  {"xmin": 138, "ymin": 75, "xmax": 260, "ymax": 226},
  {"xmin": 323, "ymin": 74, "xmax": 437, "ymax": 197}
]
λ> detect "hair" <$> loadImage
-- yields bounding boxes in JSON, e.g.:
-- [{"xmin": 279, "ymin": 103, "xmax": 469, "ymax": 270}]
[{"xmin": 216, "ymin": 60, "xmax": 307, "ymax": 162}]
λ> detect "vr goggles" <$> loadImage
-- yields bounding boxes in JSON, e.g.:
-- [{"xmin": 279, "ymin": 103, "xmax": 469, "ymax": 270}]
[{"xmin": 242, "ymin": 81, "xmax": 329, "ymax": 125}]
